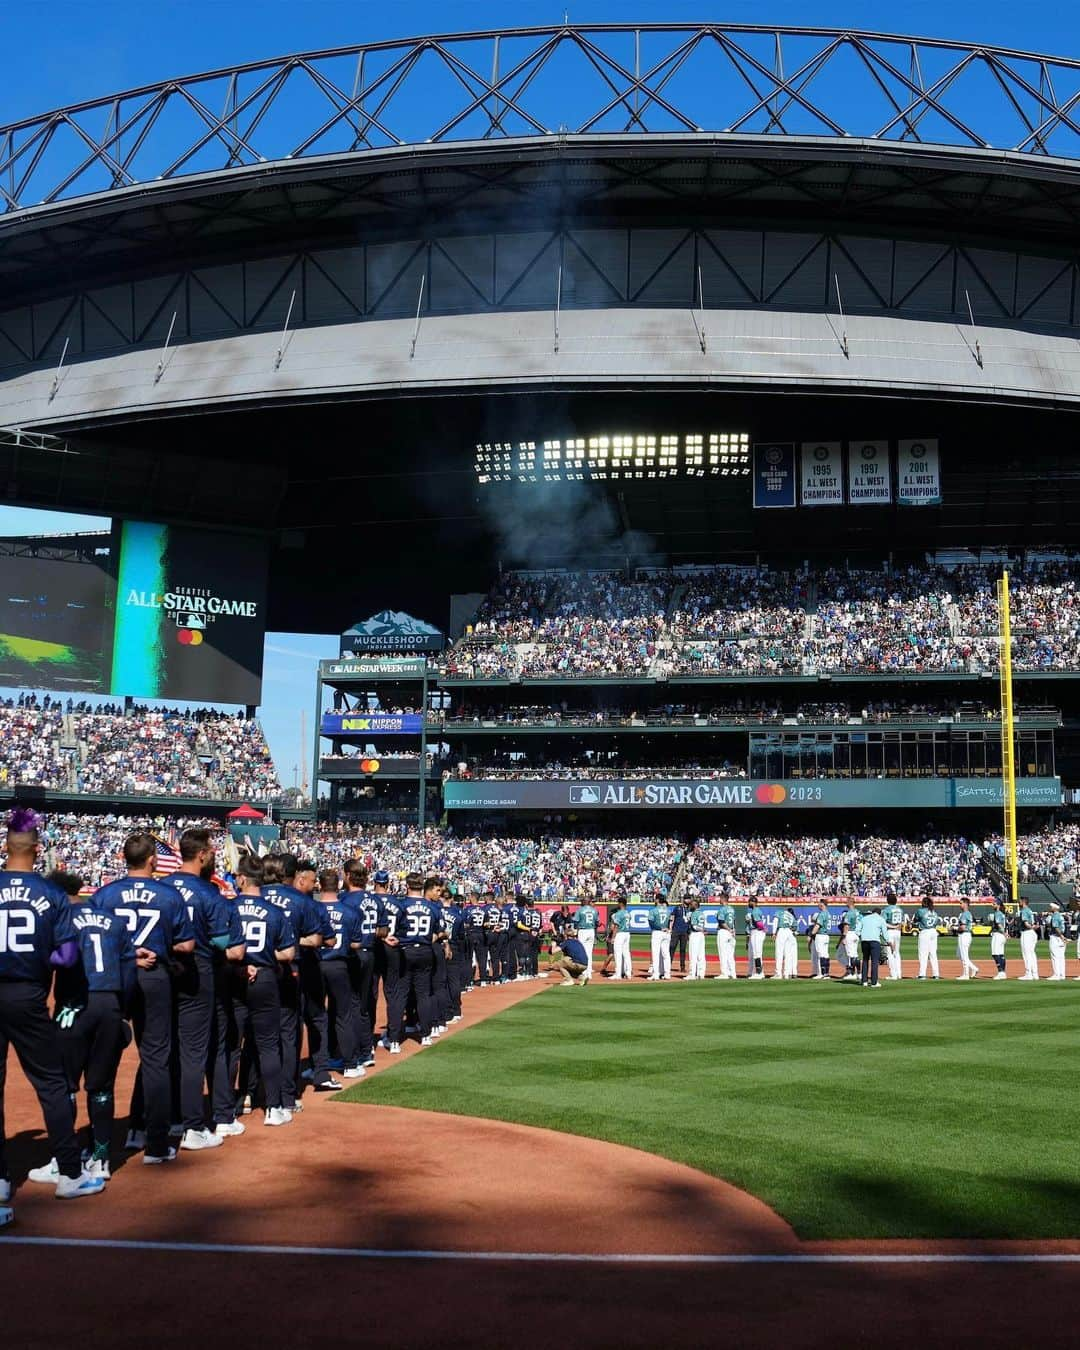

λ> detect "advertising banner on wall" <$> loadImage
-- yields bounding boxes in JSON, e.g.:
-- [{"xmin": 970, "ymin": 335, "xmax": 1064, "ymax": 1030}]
[
  {"xmin": 752, "ymin": 443, "xmax": 797, "ymax": 508},
  {"xmin": 443, "ymin": 777, "xmax": 1061, "ymax": 811},
  {"xmin": 341, "ymin": 610, "xmax": 444, "ymax": 655},
  {"xmin": 897, "ymin": 438, "xmax": 941, "ymax": 505},
  {"xmin": 320, "ymin": 657, "xmax": 429, "ymax": 680},
  {"xmin": 847, "ymin": 441, "xmax": 892, "ymax": 504},
  {"xmin": 320, "ymin": 712, "xmax": 423, "ymax": 735},
  {"xmin": 799, "ymin": 442, "xmax": 844, "ymax": 506}
]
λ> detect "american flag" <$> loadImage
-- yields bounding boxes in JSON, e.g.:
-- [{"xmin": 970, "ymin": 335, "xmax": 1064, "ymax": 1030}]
[{"xmin": 153, "ymin": 836, "xmax": 182, "ymax": 877}]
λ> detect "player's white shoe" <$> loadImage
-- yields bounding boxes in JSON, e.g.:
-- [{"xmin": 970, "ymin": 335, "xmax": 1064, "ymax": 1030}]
[
  {"xmin": 264, "ymin": 1108, "xmax": 292, "ymax": 1127},
  {"xmin": 55, "ymin": 1171, "xmax": 106, "ymax": 1198},
  {"xmin": 180, "ymin": 1127, "xmax": 223, "ymax": 1151},
  {"xmin": 123, "ymin": 1129, "xmax": 146, "ymax": 1151},
  {"xmin": 957, "ymin": 974, "xmax": 969, "ymax": 981},
  {"xmin": 994, "ymin": 971, "xmax": 1008, "ymax": 980},
  {"xmin": 28, "ymin": 1158, "xmax": 60, "ymax": 1185},
  {"xmin": 215, "ymin": 1120, "xmax": 246, "ymax": 1137},
  {"xmin": 389, "ymin": 1042, "xmax": 402, "ymax": 1054},
  {"xmin": 420, "ymin": 1036, "xmax": 433, "ymax": 1046},
  {"xmin": 343, "ymin": 1065, "xmax": 366, "ymax": 1079},
  {"xmin": 84, "ymin": 1157, "xmax": 111, "ymax": 1181}
]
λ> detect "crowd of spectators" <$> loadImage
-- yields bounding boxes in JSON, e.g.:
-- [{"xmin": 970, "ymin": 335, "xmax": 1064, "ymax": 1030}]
[
  {"xmin": 448, "ymin": 754, "xmax": 746, "ymax": 781},
  {"xmin": 0, "ymin": 702, "xmax": 282, "ymax": 801},
  {"xmin": 33, "ymin": 814, "xmax": 1080, "ymax": 899},
  {"xmin": 444, "ymin": 558, "xmax": 1080, "ymax": 677}
]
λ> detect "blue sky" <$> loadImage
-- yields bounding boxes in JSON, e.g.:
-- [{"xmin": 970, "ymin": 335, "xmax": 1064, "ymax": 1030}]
[
  {"xmin": 1, "ymin": 0, "xmax": 1076, "ymax": 778},
  {"xmin": 2, "ymin": 0, "xmax": 1078, "ymax": 129}
]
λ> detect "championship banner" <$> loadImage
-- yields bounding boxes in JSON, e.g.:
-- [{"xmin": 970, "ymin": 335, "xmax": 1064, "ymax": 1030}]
[
  {"xmin": 321, "ymin": 712, "xmax": 423, "ymax": 735},
  {"xmin": 752, "ymin": 443, "xmax": 796, "ymax": 508},
  {"xmin": 847, "ymin": 441, "xmax": 892, "ymax": 504},
  {"xmin": 800, "ymin": 442, "xmax": 843, "ymax": 506},
  {"xmin": 897, "ymin": 438, "xmax": 941, "ymax": 505},
  {"xmin": 442, "ymin": 777, "xmax": 1061, "ymax": 811}
]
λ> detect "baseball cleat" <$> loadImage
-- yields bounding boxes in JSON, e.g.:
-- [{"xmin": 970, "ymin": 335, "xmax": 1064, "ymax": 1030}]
[
  {"xmin": 420, "ymin": 1036, "xmax": 433, "ymax": 1046},
  {"xmin": 180, "ymin": 1128, "xmax": 223, "ymax": 1150},
  {"xmin": 143, "ymin": 1148, "xmax": 178, "ymax": 1165},
  {"xmin": 28, "ymin": 1158, "xmax": 60, "ymax": 1185},
  {"xmin": 55, "ymin": 1171, "xmax": 107, "ymax": 1198},
  {"xmin": 215, "ymin": 1120, "xmax": 246, "ymax": 1137},
  {"xmin": 343, "ymin": 1066, "xmax": 366, "ymax": 1079},
  {"xmin": 314, "ymin": 1079, "xmax": 344, "ymax": 1092},
  {"xmin": 389, "ymin": 1042, "xmax": 402, "ymax": 1054},
  {"xmin": 84, "ymin": 1157, "xmax": 111, "ymax": 1181},
  {"xmin": 264, "ymin": 1108, "xmax": 292, "ymax": 1127}
]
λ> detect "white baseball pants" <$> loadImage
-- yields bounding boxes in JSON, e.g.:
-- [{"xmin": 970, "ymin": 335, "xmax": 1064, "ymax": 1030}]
[
  {"xmin": 1050, "ymin": 933, "xmax": 1066, "ymax": 980},
  {"xmin": 688, "ymin": 931, "xmax": 706, "ymax": 979},
  {"xmin": 917, "ymin": 929, "xmax": 939, "ymax": 978},
  {"xmin": 613, "ymin": 930, "xmax": 632, "ymax": 980},
  {"xmin": 716, "ymin": 929, "xmax": 737, "ymax": 979},
  {"xmin": 650, "ymin": 930, "xmax": 670, "ymax": 979},
  {"xmin": 1020, "ymin": 928, "xmax": 1039, "ymax": 979},
  {"xmin": 775, "ymin": 928, "xmax": 798, "ymax": 979},
  {"xmin": 886, "ymin": 929, "xmax": 903, "ymax": 979},
  {"xmin": 956, "ymin": 931, "xmax": 978, "ymax": 977},
  {"xmin": 579, "ymin": 929, "xmax": 595, "ymax": 981}
]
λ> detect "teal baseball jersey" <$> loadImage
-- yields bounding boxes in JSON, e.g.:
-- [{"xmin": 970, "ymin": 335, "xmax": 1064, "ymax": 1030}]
[
  {"xmin": 882, "ymin": 904, "xmax": 904, "ymax": 927},
  {"xmin": 957, "ymin": 909, "xmax": 974, "ymax": 932},
  {"xmin": 574, "ymin": 905, "xmax": 599, "ymax": 931},
  {"xmin": 776, "ymin": 910, "xmax": 796, "ymax": 930},
  {"xmin": 714, "ymin": 904, "xmax": 735, "ymax": 930},
  {"xmin": 1049, "ymin": 912, "xmax": 1066, "ymax": 935},
  {"xmin": 812, "ymin": 908, "xmax": 832, "ymax": 934},
  {"xmin": 1018, "ymin": 906, "xmax": 1035, "ymax": 929},
  {"xmin": 690, "ymin": 909, "xmax": 709, "ymax": 933},
  {"xmin": 991, "ymin": 910, "xmax": 1008, "ymax": 933},
  {"xmin": 843, "ymin": 907, "xmax": 862, "ymax": 933},
  {"xmin": 915, "ymin": 907, "xmax": 939, "ymax": 931},
  {"xmin": 647, "ymin": 904, "xmax": 671, "ymax": 931},
  {"xmin": 746, "ymin": 905, "xmax": 764, "ymax": 932},
  {"xmin": 610, "ymin": 909, "xmax": 630, "ymax": 932}
]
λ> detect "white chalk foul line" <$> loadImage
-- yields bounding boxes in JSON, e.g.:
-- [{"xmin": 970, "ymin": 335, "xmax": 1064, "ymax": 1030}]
[{"xmin": 2, "ymin": 1236, "xmax": 1080, "ymax": 1263}]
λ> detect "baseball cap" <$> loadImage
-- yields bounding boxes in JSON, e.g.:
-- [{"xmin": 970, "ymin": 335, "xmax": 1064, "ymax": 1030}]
[{"xmin": 373, "ymin": 869, "xmax": 390, "ymax": 885}]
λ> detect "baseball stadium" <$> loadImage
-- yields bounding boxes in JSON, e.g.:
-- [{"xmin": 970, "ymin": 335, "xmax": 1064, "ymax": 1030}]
[{"xmin": 3, "ymin": 16, "xmax": 1080, "ymax": 1348}]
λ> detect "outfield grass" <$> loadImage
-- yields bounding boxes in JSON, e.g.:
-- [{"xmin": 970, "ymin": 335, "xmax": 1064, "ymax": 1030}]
[{"xmin": 341, "ymin": 982, "xmax": 1080, "ymax": 1240}]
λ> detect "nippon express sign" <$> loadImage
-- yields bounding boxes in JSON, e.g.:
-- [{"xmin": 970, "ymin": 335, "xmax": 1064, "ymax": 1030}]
[{"xmin": 321, "ymin": 712, "xmax": 422, "ymax": 736}]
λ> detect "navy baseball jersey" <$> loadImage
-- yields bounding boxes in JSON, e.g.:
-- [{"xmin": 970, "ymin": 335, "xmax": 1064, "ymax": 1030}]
[
  {"xmin": 527, "ymin": 907, "xmax": 543, "ymax": 935},
  {"xmin": 463, "ymin": 903, "xmax": 486, "ymax": 932},
  {"xmin": 319, "ymin": 903, "xmax": 364, "ymax": 962},
  {"xmin": 397, "ymin": 897, "xmax": 439, "ymax": 946},
  {"xmin": 381, "ymin": 895, "xmax": 404, "ymax": 939},
  {"xmin": 0, "ymin": 870, "xmax": 76, "ymax": 985},
  {"xmin": 442, "ymin": 903, "xmax": 466, "ymax": 942},
  {"xmin": 505, "ymin": 902, "xmax": 521, "ymax": 930},
  {"xmin": 93, "ymin": 876, "xmax": 194, "ymax": 961},
  {"xmin": 495, "ymin": 905, "xmax": 511, "ymax": 934},
  {"xmin": 162, "ymin": 873, "xmax": 240, "ymax": 958},
  {"xmin": 263, "ymin": 883, "xmax": 333, "ymax": 942},
  {"xmin": 235, "ymin": 897, "xmax": 294, "ymax": 968},
  {"xmin": 483, "ymin": 903, "xmax": 501, "ymax": 930},
  {"xmin": 55, "ymin": 908, "xmax": 137, "ymax": 1003}
]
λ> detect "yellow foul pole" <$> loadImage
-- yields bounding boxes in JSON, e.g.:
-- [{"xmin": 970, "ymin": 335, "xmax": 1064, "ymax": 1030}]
[{"xmin": 997, "ymin": 571, "xmax": 1019, "ymax": 902}]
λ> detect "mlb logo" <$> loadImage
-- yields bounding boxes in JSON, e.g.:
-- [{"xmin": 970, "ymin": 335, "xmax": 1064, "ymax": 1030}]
[
  {"xmin": 175, "ymin": 611, "xmax": 206, "ymax": 630},
  {"xmin": 569, "ymin": 786, "xmax": 600, "ymax": 804}
]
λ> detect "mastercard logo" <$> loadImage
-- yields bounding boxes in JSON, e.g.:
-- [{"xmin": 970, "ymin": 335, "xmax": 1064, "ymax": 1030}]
[
  {"xmin": 755, "ymin": 783, "xmax": 787, "ymax": 804},
  {"xmin": 176, "ymin": 629, "xmax": 203, "ymax": 646},
  {"xmin": 359, "ymin": 758, "xmax": 380, "ymax": 774}
]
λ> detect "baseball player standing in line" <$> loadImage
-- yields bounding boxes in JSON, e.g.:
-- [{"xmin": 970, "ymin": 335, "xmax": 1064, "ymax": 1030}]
[
  {"xmin": 686, "ymin": 900, "xmax": 708, "ymax": 980},
  {"xmin": 646, "ymin": 896, "xmax": 672, "ymax": 980},
  {"xmin": 914, "ymin": 895, "xmax": 941, "ymax": 980},
  {"xmin": 882, "ymin": 892, "xmax": 906, "ymax": 980},
  {"xmin": 462, "ymin": 892, "xmax": 486, "ymax": 987},
  {"xmin": 841, "ymin": 902, "xmax": 863, "ymax": 981},
  {"xmin": 989, "ymin": 896, "xmax": 1009, "ymax": 979},
  {"xmin": 386, "ymin": 873, "xmax": 439, "ymax": 1048},
  {"xmin": 810, "ymin": 899, "xmax": 832, "ymax": 978},
  {"xmin": 1047, "ymin": 901, "xmax": 1067, "ymax": 980},
  {"xmin": 668, "ymin": 900, "xmax": 689, "ymax": 976},
  {"xmin": 572, "ymin": 900, "xmax": 599, "ymax": 983},
  {"xmin": 955, "ymin": 902, "xmax": 980, "ymax": 980},
  {"xmin": 482, "ymin": 893, "xmax": 502, "ymax": 984},
  {"xmin": 745, "ymin": 898, "xmax": 766, "ymax": 979},
  {"xmin": 713, "ymin": 896, "xmax": 737, "ymax": 979},
  {"xmin": 339, "ymin": 862, "xmax": 380, "ymax": 1070},
  {"xmin": 34, "ymin": 870, "xmax": 136, "ymax": 1181},
  {"xmin": 95, "ymin": 832, "xmax": 195, "ymax": 1162},
  {"xmin": 773, "ymin": 905, "xmax": 798, "ymax": 979},
  {"xmin": 610, "ymin": 898, "xmax": 633, "ymax": 979},
  {"xmin": 1017, "ymin": 899, "xmax": 1039, "ymax": 980},
  {"xmin": 0, "ymin": 811, "xmax": 107, "ymax": 1227}
]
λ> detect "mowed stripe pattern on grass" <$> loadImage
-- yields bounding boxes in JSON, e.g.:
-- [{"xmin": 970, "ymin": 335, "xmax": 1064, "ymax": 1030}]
[{"xmin": 341, "ymin": 983, "xmax": 1080, "ymax": 1241}]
